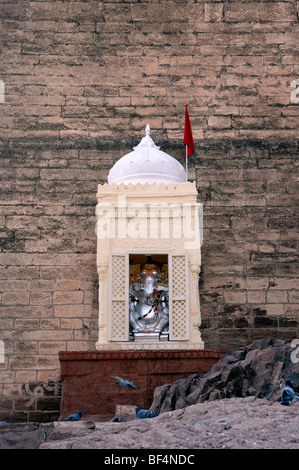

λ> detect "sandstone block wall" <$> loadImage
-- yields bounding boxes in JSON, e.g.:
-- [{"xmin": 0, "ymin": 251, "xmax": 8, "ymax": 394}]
[
  {"xmin": 0, "ymin": 0, "xmax": 298, "ymax": 421},
  {"xmin": 0, "ymin": 0, "xmax": 299, "ymax": 140}
]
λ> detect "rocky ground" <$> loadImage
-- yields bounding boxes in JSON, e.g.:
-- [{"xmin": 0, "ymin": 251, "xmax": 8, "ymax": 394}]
[
  {"xmin": 0, "ymin": 396, "xmax": 298, "ymax": 449},
  {"xmin": 0, "ymin": 338, "xmax": 298, "ymax": 450},
  {"xmin": 42, "ymin": 397, "xmax": 299, "ymax": 449}
]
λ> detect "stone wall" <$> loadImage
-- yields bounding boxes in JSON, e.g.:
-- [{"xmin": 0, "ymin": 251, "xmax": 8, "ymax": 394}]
[
  {"xmin": 0, "ymin": 0, "xmax": 298, "ymax": 421},
  {"xmin": 1, "ymin": 0, "xmax": 299, "ymax": 140}
]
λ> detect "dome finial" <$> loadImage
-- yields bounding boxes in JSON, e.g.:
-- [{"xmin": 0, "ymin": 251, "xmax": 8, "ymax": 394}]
[{"xmin": 107, "ymin": 125, "xmax": 186, "ymax": 185}]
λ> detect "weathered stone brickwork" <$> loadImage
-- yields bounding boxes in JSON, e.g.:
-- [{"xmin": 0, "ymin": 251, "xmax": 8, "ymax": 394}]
[
  {"xmin": 0, "ymin": 0, "xmax": 298, "ymax": 421},
  {"xmin": 0, "ymin": 0, "xmax": 299, "ymax": 139}
]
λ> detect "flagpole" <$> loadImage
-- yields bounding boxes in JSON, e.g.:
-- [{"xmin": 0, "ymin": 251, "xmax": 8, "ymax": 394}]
[{"xmin": 185, "ymin": 144, "xmax": 188, "ymax": 181}]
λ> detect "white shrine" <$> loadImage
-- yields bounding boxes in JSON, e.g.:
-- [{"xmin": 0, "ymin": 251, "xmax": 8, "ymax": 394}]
[{"xmin": 95, "ymin": 125, "xmax": 204, "ymax": 350}]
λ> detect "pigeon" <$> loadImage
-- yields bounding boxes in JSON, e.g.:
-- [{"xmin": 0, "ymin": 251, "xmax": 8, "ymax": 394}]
[
  {"xmin": 135, "ymin": 407, "xmax": 159, "ymax": 419},
  {"xmin": 64, "ymin": 410, "xmax": 83, "ymax": 421},
  {"xmin": 105, "ymin": 375, "xmax": 140, "ymax": 389}
]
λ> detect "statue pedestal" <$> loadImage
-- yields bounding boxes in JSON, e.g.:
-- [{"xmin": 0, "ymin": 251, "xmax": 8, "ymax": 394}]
[
  {"xmin": 95, "ymin": 340, "xmax": 204, "ymax": 351},
  {"xmin": 133, "ymin": 332, "xmax": 161, "ymax": 342}
]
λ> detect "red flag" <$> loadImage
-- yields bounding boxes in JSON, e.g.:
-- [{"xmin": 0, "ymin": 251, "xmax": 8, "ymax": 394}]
[{"xmin": 184, "ymin": 104, "xmax": 194, "ymax": 158}]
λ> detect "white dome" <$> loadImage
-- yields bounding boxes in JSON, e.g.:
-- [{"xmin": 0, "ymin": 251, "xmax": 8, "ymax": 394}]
[{"xmin": 108, "ymin": 125, "xmax": 186, "ymax": 185}]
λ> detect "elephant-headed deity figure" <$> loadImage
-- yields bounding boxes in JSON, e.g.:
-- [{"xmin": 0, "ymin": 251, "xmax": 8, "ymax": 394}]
[{"xmin": 129, "ymin": 256, "xmax": 169, "ymax": 336}]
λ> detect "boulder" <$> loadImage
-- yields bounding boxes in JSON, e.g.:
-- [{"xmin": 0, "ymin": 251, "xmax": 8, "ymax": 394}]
[
  {"xmin": 0, "ymin": 423, "xmax": 45, "ymax": 449},
  {"xmin": 150, "ymin": 338, "xmax": 299, "ymax": 413},
  {"xmin": 0, "ymin": 420, "xmax": 96, "ymax": 449}
]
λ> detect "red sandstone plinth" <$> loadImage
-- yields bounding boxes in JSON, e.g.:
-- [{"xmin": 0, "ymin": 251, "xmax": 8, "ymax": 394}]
[{"xmin": 59, "ymin": 349, "xmax": 225, "ymax": 422}]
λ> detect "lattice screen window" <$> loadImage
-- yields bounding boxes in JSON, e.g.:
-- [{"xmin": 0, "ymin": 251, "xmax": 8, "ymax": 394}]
[
  {"xmin": 108, "ymin": 254, "xmax": 129, "ymax": 341},
  {"xmin": 109, "ymin": 252, "xmax": 189, "ymax": 342},
  {"xmin": 169, "ymin": 254, "xmax": 189, "ymax": 341}
]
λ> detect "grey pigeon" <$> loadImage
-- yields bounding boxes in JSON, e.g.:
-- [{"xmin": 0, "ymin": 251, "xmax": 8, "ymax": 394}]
[
  {"xmin": 135, "ymin": 406, "xmax": 159, "ymax": 419},
  {"xmin": 64, "ymin": 410, "xmax": 83, "ymax": 421},
  {"xmin": 105, "ymin": 375, "xmax": 140, "ymax": 389}
]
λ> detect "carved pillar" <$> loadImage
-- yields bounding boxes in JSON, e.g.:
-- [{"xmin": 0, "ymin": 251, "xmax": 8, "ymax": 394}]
[
  {"xmin": 97, "ymin": 263, "xmax": 108, "ymax": 343},
  {"xmin": 189, "ymin": 263, "xmax": 202, "ymax": 341}
]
